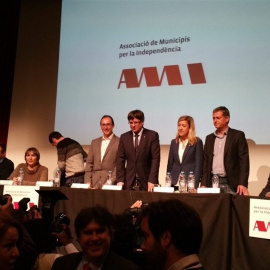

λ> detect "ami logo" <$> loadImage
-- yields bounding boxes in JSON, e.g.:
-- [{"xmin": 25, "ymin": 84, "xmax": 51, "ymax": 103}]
[
  {"xmin": 117, "ymin": 63, "xmax": 206, "ymax": 89},
  {"xmin": 253, "ymin": 221, "xmax": 270, "ymax": 232}
]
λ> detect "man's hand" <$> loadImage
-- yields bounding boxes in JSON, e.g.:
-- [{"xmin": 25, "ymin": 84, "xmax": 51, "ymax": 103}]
[
  {"xmin": 237, "ymin": 185, "xmax": 249, "ymax": 196},
  {"xmin": 0, "ymin": 195, "xmax": 13, "ymax": 213},
  {"xmin": 148, "ymin": 182, "xmax": 154, "ymax": 192},
  {"xmin": 117, "ymin": 182, "xmax": 124, "ymax": 190}
]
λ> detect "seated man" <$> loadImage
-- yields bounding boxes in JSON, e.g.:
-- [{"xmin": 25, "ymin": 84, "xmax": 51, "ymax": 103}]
[
  {"xmin": 0, "ymin": 143, "xmax": 14, "ymax": 179},
  {"xmin": 51, "ymin": 206, "xmax": 141, "ymax": 270},
  {"xmin": 140, "ymin": 199, "xmax": 204, "ymax": 270},
  {"xmin": 259, "ymin": 174, "xmax": 270, "ymax": 197}
]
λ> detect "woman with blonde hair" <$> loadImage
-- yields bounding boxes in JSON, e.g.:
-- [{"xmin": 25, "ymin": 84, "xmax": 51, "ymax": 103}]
[{"xmin": 167, "ymin": 116, "xmax": 203, "ymax": 189}]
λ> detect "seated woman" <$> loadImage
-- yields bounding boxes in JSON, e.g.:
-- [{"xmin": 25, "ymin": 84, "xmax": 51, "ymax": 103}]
[
  {"xmin": 9, "ymin": 147, "xmax": 48, "ymax": 185},
  {"xmin": 167, "ymin": 115, "xmax": 203, "ymax": 189}
]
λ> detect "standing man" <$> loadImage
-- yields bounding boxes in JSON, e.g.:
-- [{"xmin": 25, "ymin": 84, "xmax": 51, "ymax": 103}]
[
  {"xmin": 84, "ymin": 115, "xmax": 119, "ymax": 188},
  {"xmin": 49, "ymin": 132, "xmax": 87, "ymax": 186},
  {"xmin": 140, "ymin": 199, "xmax": 204, "ymax": 270},
  {"xmin": 51, "ymin": 206, "xmax": 141, "ymax": 270},
  {"xmin": 201, "ymin": 106, "xmax": 250, "ymax": 195},
  {"xmin": 0, "ymin": 143, "xmax": 14, "ymax": 180},
  {"xmin": 116, "ymin": 109, "xmax": 160, "ymax": 191}
]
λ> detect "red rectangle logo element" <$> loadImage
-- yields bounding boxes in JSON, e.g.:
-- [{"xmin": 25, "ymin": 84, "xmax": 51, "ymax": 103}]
[{"xmin": 187, "ymin": 63, "xmax": 206, "ymax": 84}]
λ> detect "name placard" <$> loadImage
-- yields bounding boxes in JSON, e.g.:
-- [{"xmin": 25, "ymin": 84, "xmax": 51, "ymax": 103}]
[
  {"xmin": 102, "ymin": 185, "xmax": 122, "ymax": 190},
  {"xmin": 249, "ymin": 198, "xmax": 270, "ymax": 240},
  {"xmin": 153, "ymin": 187, "xmax": 174, "ymax": 193},
  {"xmin": 197, "ymin": 188, "xmax": 220, "ymax": 194},
  {"xmin": 71, "ymin": 183, "xmax": 90, "ymax": 189},
  {"xmin": 3, "ymin": 185, "xmax": 40, "ymax": 210}
]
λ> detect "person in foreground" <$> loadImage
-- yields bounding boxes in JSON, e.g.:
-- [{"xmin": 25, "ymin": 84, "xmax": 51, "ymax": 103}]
[
  {"xmin": 167, "ymin": 115, "xmax": 203, "ymax": 189},
  {"xmin": 140, "ymin": 199, "xmax": 204, "ymax": 270},
  {"xmin": 51, "ymin": 205, "xmax": 141, "ymax": 270},
  {"xmin": 117, "ymin": 109, "xmax": 160, "ymax": 191},
  {"xmin": 0, "ymin": 143, "xmax": 14, "ymax": 179},
  {"xmin": 8, "ymin": 147, "xmax": 48, "ymax": 185},
  {"xmin": 0, "ymin": 212, "xmax": 22, "ymax": 270},
  {"xmin": 84, "ymin": 115, "xmax": 119, "ymax": 188},
  {"xmin": 201, "ymin": 106, "xmax": 250, "ymax": 195}
]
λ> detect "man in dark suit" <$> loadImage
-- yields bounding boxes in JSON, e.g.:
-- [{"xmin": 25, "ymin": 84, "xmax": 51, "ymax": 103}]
[
  {"xmin": 201, "ymin": 106, "xmax": 250, "ymax": 195},
  {"xmin": 116, "ymin": 110, "xmax": 160, "ymax": 191},
  {"xmin": 84, "ymin": 115, "xmax": 119, "ymax": 188},
  {"xmin": 259, "ymin": 174, "xmax": 270, "ymax": 197},
  {"xmin": 0, "ymin": 143, "xmax": 14, "ymax": 180},
  {"xmin": 51, "ymin": 206, "xmax": 141, "ymax": 270}
]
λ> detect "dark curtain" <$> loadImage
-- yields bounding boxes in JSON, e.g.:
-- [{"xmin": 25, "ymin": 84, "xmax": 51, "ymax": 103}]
[{"xmin": 0, "ymin": 0, "xmax": 21, "ymax": 145}]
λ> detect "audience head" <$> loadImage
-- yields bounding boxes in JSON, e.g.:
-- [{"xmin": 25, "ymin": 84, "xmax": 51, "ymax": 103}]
[
  {"xmin": 0, "ymin": 212, "xmax": 22, "ymax": 270},
  {"xmin": 100, "ymin": 115, "xmax": 115, "ymax": 139},
  {"xmin": 176, "ymin": 115, "xmax": 197, "ymax": 145},
  {"xmin": 140, "ymin": 199, "xmax": 203, "ymax": 270},
  {"xmin": 74, "ymin": 206, "xmax": 114, "ymax": 264},
  {"xmin": 48, "ymin": 131, "xmax": 64, "ymax": 146},
  {"xmin": 127, "ymin": 110, "xmax": 145, "ymax": 134},
  {"xmin": 24, "ymin": 147, "xmax": 40, "ymax": 166},
  {"xmin": 0, "ymin": 143, "xmax": 7, "ymax": 159}
]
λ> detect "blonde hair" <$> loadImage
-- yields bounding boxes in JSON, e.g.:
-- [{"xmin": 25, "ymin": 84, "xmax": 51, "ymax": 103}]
[{"xmin": 175, "ymin": 115, "xmax": 197, "ymax": 146}]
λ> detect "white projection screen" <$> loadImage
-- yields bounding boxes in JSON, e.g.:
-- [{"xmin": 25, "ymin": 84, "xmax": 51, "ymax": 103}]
[
  {"xmin": 55, "ymin": 0, "xmax": 270, "ymax": 145},
  {"xmin": 7, "ymin": 0, "xmax": 270, "ymax": 196}
]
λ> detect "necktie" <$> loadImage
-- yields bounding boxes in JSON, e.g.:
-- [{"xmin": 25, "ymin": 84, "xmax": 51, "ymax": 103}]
[
  {"xmin": 134, "ymin": 134, "xmax": 139, "ymax": 153},
  {"xmin": 83, "ymin": 263, "xmax": 91, "ymax": 270}
]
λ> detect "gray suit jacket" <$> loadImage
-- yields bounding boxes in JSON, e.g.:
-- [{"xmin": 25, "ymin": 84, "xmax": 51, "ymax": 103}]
[{"xmin": 84, "ymin": 134, "xmax": 119, "ymax": 188}]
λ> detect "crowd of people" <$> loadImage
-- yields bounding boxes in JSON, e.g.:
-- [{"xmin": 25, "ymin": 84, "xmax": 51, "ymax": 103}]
[
  {"xmin": 2, "ymin": 106, "xmax": 269, "ymax": 196},
  {"xmin": 0, "ymin": 192, "xmax": 205, "ymax": 270}
]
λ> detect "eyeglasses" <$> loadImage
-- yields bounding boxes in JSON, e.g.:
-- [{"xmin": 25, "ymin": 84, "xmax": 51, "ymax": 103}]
[{"xmin": 129, "ymin": 121, "xmax": 141, "ymax": 125}]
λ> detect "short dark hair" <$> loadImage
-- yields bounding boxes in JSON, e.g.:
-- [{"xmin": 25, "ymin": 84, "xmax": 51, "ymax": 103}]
[
  {"xmin": 24, "ymin": 147, "xmax": 40, "ymax": 163},
  {"xmin": 100, "ymin": 115, "xmax": 115, "ymax": 126},
  {"xmin": 0, "ymin": 143, "xmax": 6, "ymax": 154},
  {"xmin": 0, "ymin": 212, "xmax": 23, "ymax": 246},
  {"xmin": 127, "ymin": 110, "xmax": 144, "ymax": 122},
  {"xmin": 213, "ymin": 106, "xmax": 230, "ymax": 118},
  {"xmin": 74, "ymin": 206, "xmax": 115, "ymax": 239},
  {"xmin": 48, "ymin": 131, "xmax": 63, "ymax": 143},
  {"xmin": 141, "ymin": 199, "xmax": 203, "ymax": 255}
]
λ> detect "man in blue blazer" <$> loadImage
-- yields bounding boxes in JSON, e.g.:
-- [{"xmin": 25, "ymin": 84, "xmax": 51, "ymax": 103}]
[
  {"xmin": 201, "ymin": 106, "xmax": 250, "ymax": 195},
  {"xmin": 116, "ymin": 110, "xmax": 160, "ymax": 191}
]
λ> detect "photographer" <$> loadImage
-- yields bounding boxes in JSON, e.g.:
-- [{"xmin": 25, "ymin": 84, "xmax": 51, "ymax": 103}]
[{"xmin": 22, "ymin": 205, "xmax": 78, "ymax": 270}]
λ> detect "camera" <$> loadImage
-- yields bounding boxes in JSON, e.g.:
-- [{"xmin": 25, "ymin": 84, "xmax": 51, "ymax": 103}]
[
  {"xmin": 0, "ymin": 195, "xmax": 7, "ymax": 206},
  {"xmin": 51, "ymin": 212, "xmax": 70, "ymax": 233}
]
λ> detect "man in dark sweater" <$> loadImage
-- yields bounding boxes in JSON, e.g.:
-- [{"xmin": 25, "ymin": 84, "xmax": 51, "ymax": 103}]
[{"xmin": 0, "ymin": 143, "xmax": 14, "ymax": 179}]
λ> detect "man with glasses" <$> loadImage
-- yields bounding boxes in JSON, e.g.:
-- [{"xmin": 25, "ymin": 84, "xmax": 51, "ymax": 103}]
[
  {"xmin": 116, "ymin": 110, "xmax": 160, "ymax": 191},
  {"xmin": 84, "ymin": 115, "xmax": 119, "ymax": 188}
]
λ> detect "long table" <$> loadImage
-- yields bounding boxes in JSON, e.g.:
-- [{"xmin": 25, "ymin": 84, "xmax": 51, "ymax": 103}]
[{"xmin": 1, "ymin": 186, "xmax": 270, "ymax": 270}]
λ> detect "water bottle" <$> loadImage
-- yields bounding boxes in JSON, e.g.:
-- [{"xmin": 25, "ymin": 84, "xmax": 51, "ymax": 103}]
[
  {"xmin": 106, "ymin": 171, "xmax": 112, "ymax": 185},
  {"xmin": 188, "ymin": 171, "xmax": 195, "ymax": 193},
  {"xmin": 18, "ymin": 167, "xmax": 24, "ymax": 185},
  {"xmin": 54, "ymin": 168, "xmax": 61, "ymax": 187},
  {"xmin": 165, "ymin": 172, "xmax": 172, "ymax": 187},
  {"xmin": 178, "ymin": 171, "xmax": 187, "ymax": 192},
  {"xmin": 212, "ymin": 174, "xmax": 219, "ymax": 188}
]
